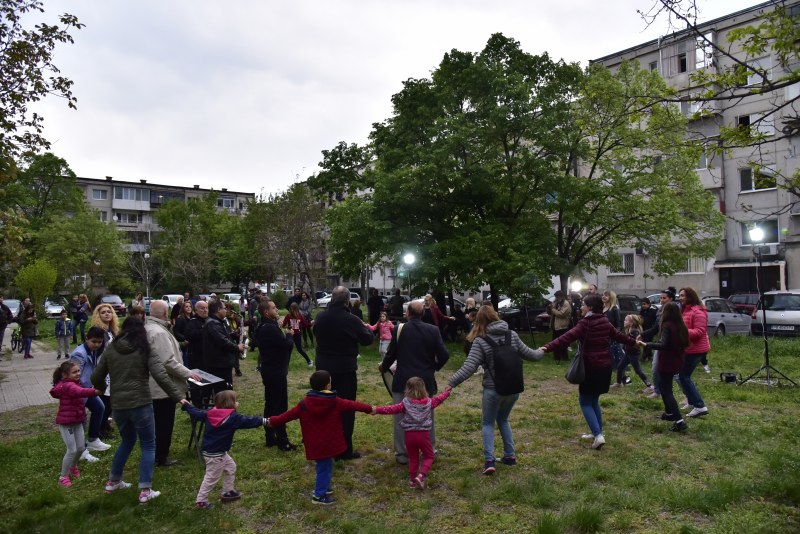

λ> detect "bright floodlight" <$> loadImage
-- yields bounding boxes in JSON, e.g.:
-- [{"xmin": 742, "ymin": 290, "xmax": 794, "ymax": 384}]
[
  {"xmin": 570, "ymin": 280, "xmax": 583, "ymax": 293},
  {"xmin": 403, "ymin": 253, "xmax": 416, "ymax": 266},
  {"xmin": 749, "ymin": 226, "xmax": 764, "ymax": 243}
]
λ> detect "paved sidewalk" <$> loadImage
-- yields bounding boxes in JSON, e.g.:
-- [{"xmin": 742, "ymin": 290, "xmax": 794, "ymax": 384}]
[{"xmin": 0, "ymin": 326, "xmax": 64, "ymax": 413}]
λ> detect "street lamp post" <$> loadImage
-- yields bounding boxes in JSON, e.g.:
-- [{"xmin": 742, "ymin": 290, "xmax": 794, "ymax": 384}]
[
  {"xmin": 739, "ymin": 225, "xmax": 796, "ymax": 389},
  {"xmin": 403, "ymin": 253, "xmax": 415, "ymax": 297},
  {"xmin": 143, "ymin": 252, "xmax": 151, "ymax": 299}
]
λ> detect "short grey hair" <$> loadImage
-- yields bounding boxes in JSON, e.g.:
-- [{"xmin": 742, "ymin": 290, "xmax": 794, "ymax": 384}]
[
  {"xmin": 330, "ymin": 286, "xmax": 350, "ymax": 308},
  {"xmin": 150, "ymin": 299, "xmax": 168, "ymax": 319}
]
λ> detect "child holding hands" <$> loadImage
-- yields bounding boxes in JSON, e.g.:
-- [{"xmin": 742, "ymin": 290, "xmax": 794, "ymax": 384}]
[
  {"xmin": 267, "ymin": 370, "xmax": 373, "ymax": 505},
  {"xmin": 366, "ymin": 311, "xmax": 395, "ymax": 359},
  {"xmin": 49, "ymin": 361, "xmax": 103, "ymax": 487},
  {"xmin": 181, "ymin": 390, "xmax": 268, "ymax": 509},
  {"xmin": 374, "ymin": 376, "xmax": 450, "ymax": 489}
]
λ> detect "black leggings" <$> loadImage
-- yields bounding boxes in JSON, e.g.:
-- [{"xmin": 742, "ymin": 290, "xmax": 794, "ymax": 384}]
[
  {"xmin": 658, "ymin": 371, "xmax": 681, "ymax": 421},
  {"xmin": 616, "ymin": 352, "xmax": 651, "ymax": 386},
  {"xmin": 293, "ymin": 333, "xmax": 311, "ymax": 364},
  {"xmin": 302, "ymin": 325, "xmax": 314, "ymax": 347}
]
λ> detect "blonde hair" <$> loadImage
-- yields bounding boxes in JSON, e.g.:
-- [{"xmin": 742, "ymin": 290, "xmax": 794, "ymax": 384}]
[
  {"xmin": 466, "ymin": 304, "xmax": 501, "ymax": 342},
  {"xmin": 624, "ymin": 314, "xmax": 643, "ymax": 335},
  {"xmin": 214, "ymin": 390, "xmax": 238, "ymax": 409},
  {"xmin": 91, "ymin": 303, "xmax": 119, "ymax": 336},
  {"xmin": 603, "ymin": 290, "xmax": 617, "ymax": 308},
  {"xmin": 404, "ymin": 377, "xmax": 428, "ymax": 400}
]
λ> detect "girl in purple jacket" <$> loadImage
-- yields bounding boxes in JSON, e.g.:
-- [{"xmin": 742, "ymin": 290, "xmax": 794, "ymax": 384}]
[{"xmin": 50, "ymin": 361, "xmax": 102, "ymax": 487}]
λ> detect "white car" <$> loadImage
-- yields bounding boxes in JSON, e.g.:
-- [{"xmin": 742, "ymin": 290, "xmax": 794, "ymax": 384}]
[
  {"xmin": 162, "ymin": 294, "xmax": 183, "ymax": 307},
  {"xmin": 317, "ymin": 292, "xmax": 361, "ymax": 309},
  {"xmin": 44, "ymin": 297, "xmax": 67, "ymax": 318},
  {"xmin": 221, "ymin": 293, "xmax": 241, "ymax": 303}
]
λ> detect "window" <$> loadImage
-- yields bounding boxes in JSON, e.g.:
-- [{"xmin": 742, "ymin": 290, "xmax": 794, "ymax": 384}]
[
  {"xmin": 696, "ymin": 151, "xmax": 707, "ymax": 170},
  {"xmin": 114, "ymin": 212, "xmax": 142, "ymax": 224},
  {"xmin": 217, "ymin": 197, "xmax": 234, "ymax": 209},
  {"xmin": 98, "ymin": 211, "xmax": 107, "ymax": 222},
  {"xmin": 786, "ymin": 82, "xmax": 800, "ymax": 101},
  {"xmin": 92, "ymin": 189, "xmax": 108, "ymax": 200},
  {"xmin": 745, "ymin": 57, "xmax": 772, "ymax": 86},
  {"xmin": 649, "ymin": 61, "xmax": 658, "ymax": 72},
  {"xmin": 741, "ymin": 220, "xmax": 779, "ymax": 245},
  {"xmin": 608, "ymin": 253, "xmax": 634, "ymax": 275},
  {"xmin": 150, "ymin": 191, "xmax": 183, "ymax": 204},
  {"xmin": 677, "ymin": 256, "xmax": 706, "ymax": 274},
  {"xmin": 114, "ymin": 187, "xmax": 148, "ymax": 201},
  {"xmin": 736, "ymin": 113, "xmax": 775, "ymax": 136},
  {"xmin": 695, "ymin": 32, "xmax": 714, "ymax": 70},
  {"xmin": 739, "ymin": 167, "xmax": 777, "ymax": 191},
  {"xmin": 678, "ymin": 53, "xmax": 688, "ymax": 73},
  {"xmin": 681, "ymin": 97, "xmax": 701, "ymax": 116}
]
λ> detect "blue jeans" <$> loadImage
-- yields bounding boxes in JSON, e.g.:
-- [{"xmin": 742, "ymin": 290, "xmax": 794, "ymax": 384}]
[
  {"xmin": 579, "ymin": 393, "xmax": 603, "ymax": 436},
  {"xmin": 314, "ymin": 458, "xmax": 333, "ymax": 498},
  {"xmin": 482, "ymin": 388, "xmax": 519, "ymax": 461},
  {"xmin": 23, "ymin": 336, "xmax": 33, "ymax": 355},
  {"xmin": 110, "ymin": 404, "xmax": 156, "ymax": 489},
  {"xmin": 678, "ymin": 353, "xmax": 706, "ymax": 409},
  {"xmin": 85, "ymin": 395, "xmax": 105, "ymax": 441}
]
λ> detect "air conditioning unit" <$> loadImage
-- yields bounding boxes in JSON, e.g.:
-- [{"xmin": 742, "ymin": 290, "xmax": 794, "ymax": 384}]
[{"xmin": 761, "ymin": 244, "xmax": 778, "ymax": 255}]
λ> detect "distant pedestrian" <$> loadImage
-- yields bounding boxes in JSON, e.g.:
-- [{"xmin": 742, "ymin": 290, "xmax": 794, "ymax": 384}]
[
  {"xmin": 55, "ymin": 310, "xmax": 75, "ymax": 360},
  {"xmin": 50, "ymin": 360, "xmax": 103, "ymax": 488},
  {"xmin": 0, "ymin": 295, "xmax": 14, "ymax": 349},
  {"xmin": 77, "ymin": 294, "xmax": 92, "ymax": 343},
  {"xmin": 19, "ymin": 302, "xmax": 38, "ymax": 359},
  {"xmin": 282, "ymin": 302, "xmax": 313, "ymax": 367},
  {"xmin": 299, "ymin": 291, "xmax": 315, "ymax": 348},
  {"xmin": 366, "ymin": 311, "xmax": 394, "ymax": 360},
  {"xmin": 548, "ymin": 291, "xmax": 572, "ymax": 361}
]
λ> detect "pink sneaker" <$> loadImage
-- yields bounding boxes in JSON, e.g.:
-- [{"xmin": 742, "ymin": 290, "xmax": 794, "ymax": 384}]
[
  {"xmin": 59, "ymin": 476, "xmax": 72, "ymax": 487},
  {"xmin": 69, "ymin": 466, "xmax": 80, "ymax": 478},
  {"xmin": 415, "ymin": 474, "xmax": 426, "ymax": 489}
]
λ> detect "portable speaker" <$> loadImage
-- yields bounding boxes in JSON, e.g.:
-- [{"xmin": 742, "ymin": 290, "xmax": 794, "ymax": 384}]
[{"xmin": 720, "ymin": 372, "xmax": 737, "ymax": 383}]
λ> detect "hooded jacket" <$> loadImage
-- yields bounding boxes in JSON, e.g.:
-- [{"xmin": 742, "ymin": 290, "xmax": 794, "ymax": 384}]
[
  {"xmin": 375, "ymin": 389, "xmax": 450, "ymax": 431},
  {"xmin": 69, "ymin": 342, "xmax": 99, "ymax": 389},
  {"xmin": 50, "ymin": 378, "xmax": 98, "ymax": 425},
  {"xmin": 682, "ymin": 304, "xmax": 711, "ymax": 355},
  {"xmin": 268, "ymin": 390, "xmax": 372, "ymax": 460},
  {"xmin": 544, "ymin": 313, "xmax": 637, "ymax": 369},
  {"xmin": 181, "ymin": 404, "xmax": 265, "ymax": 455}
]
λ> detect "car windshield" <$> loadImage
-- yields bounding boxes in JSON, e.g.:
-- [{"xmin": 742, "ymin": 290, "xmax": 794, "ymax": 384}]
[
  {"xmin": 763, "ymin": 294, "xmax": 800, "ymax": 311},
  {"xmin": 102, "ymin": 296, "xmax": 123, "ymax": 304}
]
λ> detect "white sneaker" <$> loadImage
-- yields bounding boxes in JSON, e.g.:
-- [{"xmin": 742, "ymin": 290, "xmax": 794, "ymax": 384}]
[
  {"xmin": 580, "ymin": 433, "xmax": 594, "ymax": 440},
  {"xmin": 647, "ymin": 391, "xmax": 660, "ymax": 399},
  {"xmin": 104, "ymin": 479, "xmax": 132, "ymax": 493},
  {"xmin": 81, "ymin": 450, "xmax": 99, "ymax": 462},
  {"xmin": 703, "ymin": 365, "xmax": 711, "ymax": 373},
  {"xmin": 139, "ymin": 489, "xmax": 161, "ymax": 504},
  {"xmin": 307, "ymin": 360, "xmax": 314, "ymax": 368},
  {"xmin": 591, "ymin": 434, "xmax": 605, "ymax": 450},
  {"xmin": 687, "ymin": 406, "xmax": 709, "ymax": 418},
  {"xmin": 87, "ymin": 439, "xmax": 111, "ymax": 451}
]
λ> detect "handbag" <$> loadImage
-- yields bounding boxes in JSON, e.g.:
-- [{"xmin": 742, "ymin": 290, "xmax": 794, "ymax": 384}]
[{"xmin": 565, "ymin": 330, "xmax": 589, "ymax": 384}]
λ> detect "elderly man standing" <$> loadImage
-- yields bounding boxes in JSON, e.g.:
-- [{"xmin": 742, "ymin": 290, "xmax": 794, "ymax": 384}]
[
  {"xmin": 379, "ymin": 300, "xmax": 450, "ymax": 464},
  {"xmin": 314, "ymin": 286, "xmax": 373, "ymax": 460},
  {"xmin": 146, "ymin": 300, "xmax": 200, "ymax": 467},
  {"xmin": 203, "ymin": 299, "xmax": 245, "ymax": 391}
]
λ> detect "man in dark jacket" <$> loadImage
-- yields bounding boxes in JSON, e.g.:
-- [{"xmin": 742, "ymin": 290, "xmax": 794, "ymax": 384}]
[
  {"xmin": 286, "ymin": 287, "xmax": 302, "ymax": 311},
  {"xmin": 254, "ymin": 298, "xmax": 297, "ymax": 451},
  {"xmin": 366, "ymin": 289, "xmax": 384, "ymax": 327},
  {"xmin": 203, "ymin": 300, "xmax": 245, "ymax": 392},
  {"xmin": 68, "ymin": 295, "xmax": 81, "ymax": 344},
  {"xmin": 313, "ymin": 286, "xmax": 373, "ymax": 459},
  {"xmin": 378, "ymin": 300, "xmax": 450, "ymax": 464}
]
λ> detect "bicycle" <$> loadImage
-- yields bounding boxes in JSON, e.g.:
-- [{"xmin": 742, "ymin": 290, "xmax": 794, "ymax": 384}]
[{"xmin": 10, "ymin": 327, "xmax": 23, "ymax": 353}]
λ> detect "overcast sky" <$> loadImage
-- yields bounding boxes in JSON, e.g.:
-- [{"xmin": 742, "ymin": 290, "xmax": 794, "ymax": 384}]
[{"xmin": 33, "ymin": 0, "xmax": 763, "ymax": 197}]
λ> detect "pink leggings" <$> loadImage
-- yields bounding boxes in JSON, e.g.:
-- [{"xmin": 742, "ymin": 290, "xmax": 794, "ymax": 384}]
[{"xmin": 405, "ymin": 430, "xmax": 434, "ymax": 480}]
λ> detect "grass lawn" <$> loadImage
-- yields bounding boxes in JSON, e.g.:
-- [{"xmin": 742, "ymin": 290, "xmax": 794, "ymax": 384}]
[{"xmin": 1, "ymin": 333, "xmax": 799, "ymax": 533}]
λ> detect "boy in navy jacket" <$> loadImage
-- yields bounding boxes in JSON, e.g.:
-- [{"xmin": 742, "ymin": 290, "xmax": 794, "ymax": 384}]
[
  {"xmin": 55, "ymin": 310, "xmax": 75, "ymax": 360},
  {"xmin": 181, "ymin": 390, "xmax": 267, "ymax": 509}
]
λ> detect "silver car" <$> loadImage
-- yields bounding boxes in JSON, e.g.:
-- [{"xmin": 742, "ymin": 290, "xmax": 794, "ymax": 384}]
[
  {"xmin": 44, "ymin": 297, "xmax": 68, "ymax": 318},
  {"xmin": 751, "ymin": 290, "xmax": 800, "ymax": 337},
  {"xmin": 702, "ymin": 297, "xmax": 751, "ymax": 336}
]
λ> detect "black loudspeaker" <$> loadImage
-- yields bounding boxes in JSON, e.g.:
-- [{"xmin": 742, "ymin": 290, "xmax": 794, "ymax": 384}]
[{"xmin": 720, "ymin": 372, "xmax": 737, "ymax": 383}]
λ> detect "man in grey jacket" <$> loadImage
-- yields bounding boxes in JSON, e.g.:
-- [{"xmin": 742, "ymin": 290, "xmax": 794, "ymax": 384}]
[{"xmin": 146, "ymin": 300, "xmax": 200, "ymax": 467}]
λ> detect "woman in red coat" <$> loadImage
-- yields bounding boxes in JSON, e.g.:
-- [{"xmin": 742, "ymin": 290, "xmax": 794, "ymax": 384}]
[
  {"xmin": 678, "ymin": 287, "xmax": 711, "ymax": 418},
  {"xmin": 541, "ymin": 293, "xmax": 637, "ymax": 450}
]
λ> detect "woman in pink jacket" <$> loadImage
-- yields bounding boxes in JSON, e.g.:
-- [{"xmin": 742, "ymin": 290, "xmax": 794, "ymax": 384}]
[{"xmin": 678, "ymin": 287, "xmax": 710, "ymax": 418}]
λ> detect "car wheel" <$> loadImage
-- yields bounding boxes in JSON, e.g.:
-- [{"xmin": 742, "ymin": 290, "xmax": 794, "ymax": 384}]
[{"xmin": 714, "ymin": 324, "xmax": 726, "ymax": 337}]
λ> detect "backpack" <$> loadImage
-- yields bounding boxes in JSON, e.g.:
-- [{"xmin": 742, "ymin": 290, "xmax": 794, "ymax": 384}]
[{"xmin": 483, "ymin": 331, "xmax": 524, "ymax": 395}]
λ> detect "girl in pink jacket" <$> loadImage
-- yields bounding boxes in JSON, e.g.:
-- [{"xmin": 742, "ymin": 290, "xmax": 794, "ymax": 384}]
[
  {"xmin": 678, "ymin": 287, "xmax": 710, "ymax": 418},
  {"xmin": 366, "ymin": 311, "xmax": 395, "ymax": 359},
  {"xmin": 50, "ymin": 361, "xmax": 102, "ymax": 487}
]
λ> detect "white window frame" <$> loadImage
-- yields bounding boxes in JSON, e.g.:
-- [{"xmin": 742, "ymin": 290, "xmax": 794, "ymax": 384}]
[
  {"xmin": 676, "ymin": 255, "xmax": 706, "ymax": 274},
  {"xmin": 736, "ymin": 112, "xmax": 775, "ymax": 137},
  {"xmin": 114, "ymin": 211, "xmax": 142, "ymax": 224},
  {"xmin": 695, "ymin": 32, "xmax": 714, "ymax": 70},
  {"xmin": 114, "ymin": 187, "xmax": 147, "ymax": 201},
  {"xmin": 217, "ymin": 197, "xmax": 235, "ymax": 209},
  {"xmin": 98, "ymin": 211, "xmax": 107, "ymax": 222},
  {"xmin": 92, "ymin": 189, "xmax": 108, "ymax": 200},
  {"xmin": 739, "ymin": 166, "xmax": 777, "ymax": 192},
  {"xmin": 746, "ymin": 57, "xmax": 772, "ymax": 86},
  {"xmin": 740, "ymin": 220, "xmax": 780, "ymax": 246},
  {"xmin": 608, "ymin": 253, "xmax": 635, "ymax": 275}
]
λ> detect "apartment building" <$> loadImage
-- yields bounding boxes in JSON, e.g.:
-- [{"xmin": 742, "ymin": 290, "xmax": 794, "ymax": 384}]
[
  {"xmin": 75, "ymin": 176, "xmax": 254, "ymax": 251},
  {"xmin": 589, "ymin": 1, "xmax": 799, "ymax": 298}
]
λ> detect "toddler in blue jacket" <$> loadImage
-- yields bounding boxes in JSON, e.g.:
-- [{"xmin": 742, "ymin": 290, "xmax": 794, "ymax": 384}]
[{"xmin": 181, "ymin": 390, "xmax": 267, "ymax": 509}]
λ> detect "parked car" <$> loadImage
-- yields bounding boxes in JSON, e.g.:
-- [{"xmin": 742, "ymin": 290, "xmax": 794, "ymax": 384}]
[
  {"xmin": 162, "ymin": 294, "xmax": 183, "ymax": 308},
  {"xmin": 5, "ymin": 299, "xmax": 21, "ymax": 319},
  {"xmin": 317, "ymin": 292, "xmax": 360, "ymax": 309},
  {"xmin": 498, "ymin": 297, "xmax": 552, "ymax": 332},
  {"xmin": 728, "ymin": 293, "xmax": 760, "ymax": 315},
  {"xmin": 221, "ymin": 293, "xmax": 241, "ymax": 303},
  {"xmin": 44, "ymin": 297, "xmax": 67, "ymax": 318},
  {"xmin": 702, "ymin": 297, "xmax": 752, "ymax": 336},
  {"xmin": 751, "ymin": 289, "xmax": 800, "ymax": 337},
  {"xmin": 646, "ymin": 293, "xmax": 662, "ymax": 309},
  {"xmin": 616, "ymin": 294, "xmax": 642, "ymax": 317},
  {"xmin": 100, "ymin": 294, "xmax": 127, "ymax": 317},
  {"xmin": 315, "ymin": 291, "xmax": 330, "ymax": 301}
]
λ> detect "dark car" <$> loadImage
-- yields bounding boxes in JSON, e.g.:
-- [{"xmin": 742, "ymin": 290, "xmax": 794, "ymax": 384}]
[
  {"xmin": 101, "ymin": 294, "xmax": 127, "ymax": 317},
  {"xmin": 498, "ymin": 297, "xmax": 552, "ymax": 332},
  {"xmin": 616, "ymin": 294, "xmax": 642, "ymax": 317},
  {"xmin": 729, "ymin": 293, "xmax": 760, "ymax": 315}
]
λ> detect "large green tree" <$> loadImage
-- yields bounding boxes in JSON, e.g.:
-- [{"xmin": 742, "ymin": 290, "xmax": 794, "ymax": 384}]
[{"xmin": 14, "ymin": 257, "xmax": 56, "ymax": 316}]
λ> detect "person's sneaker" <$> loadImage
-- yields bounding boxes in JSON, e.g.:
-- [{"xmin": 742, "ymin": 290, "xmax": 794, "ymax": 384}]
[
  {"xmin": 659, "ymin": 412, "xmax": 675, "ymax": 421},
  {"xmin": 415, "ymin": 474, "xmax": 426, "ymax": 489},
  {"xmin": 671, "ymin": 420, "xmax": 688, "ymax": 432},
  {"xmin": 500, "ymin": 456, "xmax": 517, "ymax": 466},
  {"xmin": 138, "ymin": 489, "xmax": 161, "ymax": 504},
  {"xmin": 221, "ymin": 490, "xmax": 241, "ymax": 502},
  {"xmin": 591, "ymin": 434, "xmax": 606, "ymax": 450},
  {"xmin": 703, "ymin": 364, "xmax": 711, "ymax": 373},
  {"xmin": 69, "ymin": 465, "xmax": 80, "ymax": 478},
  {"xmin": 81, "ymin": 450, "xmax": 99, "ymax": 462},
  {"xmin": 624, "ymin": 376, "xmax": 632, "ymax": 385},
  {"xmin": 235, "ymin": 370, "xmax": 243, "ymax": 377},
  {"xmin": 57, "ymin": 355, "xmax": 62, "ymax": 360},
  {"xmin": 647, "ymin": 391, "xmax": 660, "ymax": 399},
  {"xmin": 482, "ymin": 460, "xmax": 496, "ymax": 475},
  {"xmin": 196, "ymin": 501, "xmax": 214, "ymax": 509},
  {"xmin": 643, "ymin": 385, "xmax": 654, "ymax": 394},
  {"xmin": 86, "ymin": 438, "xmax": 111, "ymax": 451},
  {"xmin": 610, "ymin": 383, "xmax": 622, "ymax": 388},
  {"xmin": 307, "ymin": 360, "xmax": 314, "ymax": 368},
  {"xmin": 104, "ymin": 480, "xmax": 132, "ymax": 493},
  {"xmin": 687, "ymin": 406, "xmax": 709, "ymax": 418},
  {"xmin": 59, "ymin": 475, "xmax": 72, "ymax": 487},
  {"xmin": 311, "ymin": 494, "xmax": 335, "ymax": 505},
  {"xmin": 580, "ymin": 433, "xmax": 594, "ymax": 440},
  {"xmin": 278, "ymin": 443, "xmax": 298, "ymax": 452}
]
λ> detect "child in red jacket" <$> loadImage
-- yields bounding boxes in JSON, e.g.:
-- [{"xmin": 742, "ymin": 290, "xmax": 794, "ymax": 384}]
[
  {"xmin": 281, "ymin": 302, "xmax": 313, "ymax": 367},
  {"xmin": 267, "ymin": 370, "xmax": 373, "ymax": 505},
  {"xmin": 49, "ymin": 361, "xmax": 103, "ymax": 487}
]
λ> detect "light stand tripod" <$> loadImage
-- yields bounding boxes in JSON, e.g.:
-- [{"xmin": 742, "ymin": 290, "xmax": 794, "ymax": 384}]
[{"xmin": 738, "ymin": 243, "xmax": 796, "ymax": 389}]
